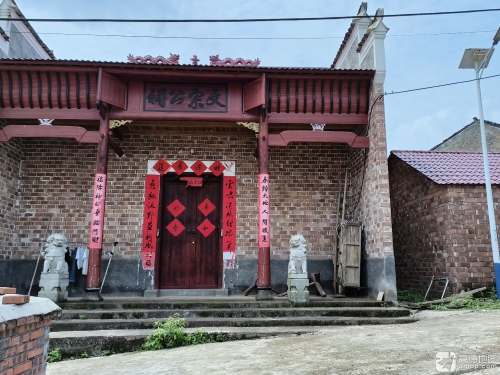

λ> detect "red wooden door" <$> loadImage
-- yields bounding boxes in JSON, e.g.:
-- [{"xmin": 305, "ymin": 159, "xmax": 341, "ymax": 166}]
[{"xmin": 160, "ymin": 174, "xmax": 221, "ymax": 289}]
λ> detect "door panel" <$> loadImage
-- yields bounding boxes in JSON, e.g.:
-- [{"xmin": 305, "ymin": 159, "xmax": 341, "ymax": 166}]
[
  {"xmin": 160, "ymin": 174, "xmax": 221, "ymax": 289},
  {"xmin": 192, "ymin": 184, "xmax": 220, "ymax": 288}
]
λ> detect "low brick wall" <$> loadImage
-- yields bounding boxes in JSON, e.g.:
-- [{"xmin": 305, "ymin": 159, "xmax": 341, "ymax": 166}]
[
  {"xmin": 0, "ymin": 294, "xmax": 61, "ymax": 375},
  {"xmin": 389, "ymin": 156, "xmax": 498, "ymax": 296}
]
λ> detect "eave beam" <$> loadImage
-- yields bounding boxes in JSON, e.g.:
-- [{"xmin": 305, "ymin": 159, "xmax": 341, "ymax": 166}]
[
  {"xmin": 267, "ymin": 130, "xmax": 370, "ymax": 149},
  {"xmin": 0, "ymin": 125, "xmax": 124, "ymax": 156}
]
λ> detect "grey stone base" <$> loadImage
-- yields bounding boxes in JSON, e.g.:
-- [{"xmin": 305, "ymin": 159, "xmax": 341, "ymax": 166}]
[
  {"xmin": 81, "ymin": 289, "xmax": 103, "ymax": 302},
  {"xmin": 287, "ymin": 273, "xmax": 310, "ymax": 303},
  {"xmin": 256, "ymin": 288, "xmax": 274, "ymax": 301},
  {"xmin": 1, "ymin": 258, "xmax": 340, "ymax": 298},
  {"xmin": 38, "ymin": 272, "xmax": 69, "ymax": 303},
  {"xmin": 361, "ymin": 256, "xmax": 397, "ymax": 300}
]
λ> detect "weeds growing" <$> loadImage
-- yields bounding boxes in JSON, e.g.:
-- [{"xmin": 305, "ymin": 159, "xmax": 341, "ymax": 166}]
[
  {"xmin": 141, "ymin": 313, "xmax": 234, "ymax": 351},
  {"xmin": 397, "ymin": 289, "xmax": 426, "ymax": 304},
  {"xmin": 47, "ymin": 348, "xmax": 62, "ymax": 363}
]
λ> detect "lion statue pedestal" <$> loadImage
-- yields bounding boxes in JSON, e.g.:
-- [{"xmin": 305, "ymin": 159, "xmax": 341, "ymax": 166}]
[
  {"xmin": 287, "ymin": 234, "xmax": 310, "ymax": 303},
  {"xmin": 38, "ymin": 233, "xmax": 69, "ymax": 303}
]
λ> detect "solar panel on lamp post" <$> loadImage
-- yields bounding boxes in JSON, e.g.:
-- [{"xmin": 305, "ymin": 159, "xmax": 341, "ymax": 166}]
[{"xmin": 459, "ymin": 27, "xmax": 500, "ymax": 299}]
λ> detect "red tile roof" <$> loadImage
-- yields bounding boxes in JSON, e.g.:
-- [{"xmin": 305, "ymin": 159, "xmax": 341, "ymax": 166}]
[{"xmin": 390, "ymin": 150, "xmax": 500, "ymax": 185}]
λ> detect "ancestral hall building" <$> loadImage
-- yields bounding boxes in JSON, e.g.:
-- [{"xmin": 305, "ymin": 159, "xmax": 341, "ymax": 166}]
[{"xmin": 0, "ymin": 3, "xmax": 396, "ymax": 300}]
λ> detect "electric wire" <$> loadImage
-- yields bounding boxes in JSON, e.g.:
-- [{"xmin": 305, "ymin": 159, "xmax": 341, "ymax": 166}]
[
  {"xmin": 8, "ymin": 29, "xmax": 499, "ymax": 41},
  {"xmin": 385, "ymin": 73, "xmax": 500, "ymax": 96},
  {"xmin": 345, "ymin": 72, "xmax": 500, "ymax": 216},
  {"xmin": 3, "ymin": 8, "xmax": 500, "ymax": 23}
]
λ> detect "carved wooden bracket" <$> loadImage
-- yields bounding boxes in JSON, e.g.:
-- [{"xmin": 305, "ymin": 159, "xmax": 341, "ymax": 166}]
[
  {"xmin": 109, "ymin": 120, "xmax": 133, "ymax": 129},
  {"xmin": 236, "ymin": 122, "xmax": 259, "ymax": 132}
]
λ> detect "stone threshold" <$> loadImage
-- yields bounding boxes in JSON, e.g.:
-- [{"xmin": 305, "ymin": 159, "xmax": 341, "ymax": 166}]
[{"xmin": 143, "ymin": 289, "xmax": 229, "ymax": 298}]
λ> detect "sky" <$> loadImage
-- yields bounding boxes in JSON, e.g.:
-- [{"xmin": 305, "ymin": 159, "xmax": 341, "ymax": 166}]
[{"xmin": 13, "ymin": 0, "xmax": 500, "ymax": 153}]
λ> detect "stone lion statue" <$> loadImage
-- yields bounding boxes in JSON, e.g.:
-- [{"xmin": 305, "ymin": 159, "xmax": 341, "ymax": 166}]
[
  {"xmin": 42, "ymin": 233, "xmax": 69, "ymax": 274},
  {"xmin": 288, "ymin": 234, "xmax": 307, "ymax": 274}
]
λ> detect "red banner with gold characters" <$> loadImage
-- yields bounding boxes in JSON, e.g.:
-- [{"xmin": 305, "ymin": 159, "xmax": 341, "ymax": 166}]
[
  {"xmin": 89, "ymin": 173, "xmax": 106, "ymax": 249},
  {"xmin": 142, "ymin": 175, "xmax": 160, "ymax": 269},
  {"xmin": 222, "ymin": 176, "xmax": 236, "ymax": 253},
  {"xmin": 258, "ymin": 174, "xmax": 270, "ymax": 248}
]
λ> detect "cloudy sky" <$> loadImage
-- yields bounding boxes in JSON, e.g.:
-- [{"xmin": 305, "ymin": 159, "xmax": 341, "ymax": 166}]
[{"xmin": 14, "ymin": 0, "xmax": 500, "ymax": 152}]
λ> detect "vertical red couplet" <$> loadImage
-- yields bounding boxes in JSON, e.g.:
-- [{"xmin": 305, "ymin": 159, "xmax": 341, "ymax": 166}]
[
  {"xmin": 257, "ymin": 107, "xmax": 271, "ymax": 288},
  {"xmin": 222, "ymin": 176, "xmax": 237, "ymax": 254},
  {"xmin": 142, "ymin": 175, "xmax": 160, "ymax": 269}
]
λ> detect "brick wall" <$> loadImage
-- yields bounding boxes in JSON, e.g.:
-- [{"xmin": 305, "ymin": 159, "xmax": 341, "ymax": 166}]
[
  {"xmin": 350, "ymin": 83, "xmax": 393, "ymax": 259},
  {"xmin": 432, "ymin": 121, "xmax": 500, "ymax": 152},
  {"xmin": 0, "ymin": 296, "xmax": 61, "ymax": 375},
  {"xmin": 389, "ymin": 155, "xmax": 498, "ymax": 296},
  {"xmin": 3, "ymin": 127, "xmax": 350, "ymax": 264},
  {"xmin": 0, "ymin": 126, "xmax": 23, "ymax": 259}
]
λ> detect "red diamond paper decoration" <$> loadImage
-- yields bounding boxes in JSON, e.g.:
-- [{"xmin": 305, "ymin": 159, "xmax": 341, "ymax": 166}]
[
  {"xmin": 209, "ymin": 160, "xmax": 225, "ymax": 177},
  {"xmin": 191, "ymin": 160, "xmax": 207, "ymax": 176},
  {"xmin": 166, "ymin": 219, "xmax": 185, "ymax": 236},
  {"xmin": 167, "ymin": 199, "xmax": 185, "ymax": 217},
  {"xmin": 198, "ymin": 198, "xmax": 215, "ymax": 216},
  {"xmin": 197, "ymin": 218, "xmax": 216, "ymax": 237},
  {"xmin": 172, "ymin": 159, "xmax": 188, "ymax": 175},
  {"xmin": 152, "ymin": 158, "xmax": 170, "ymax": 175}
]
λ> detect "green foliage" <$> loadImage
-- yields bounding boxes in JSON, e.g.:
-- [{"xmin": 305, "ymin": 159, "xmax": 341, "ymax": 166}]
[
  {"xmin": 430, "ymin": 304, "xmax": 449, "ymax": 311},
  {"xmin": 142, "ymin": 313, "xmax": 187, "ymax": 350},
  {"xmin": 431, "ymin": 287, "xmax": 500, "ymax": 311},
  {"xmin": 214, "ymin": 331, "xmax": 235, "ymax": 342},
  {"xmin": 79, "ymin": 314, "xmax": 86, "ymax": 320},
  {"xmin": 47, "ymin": 348, "xmax": 62, "ymax": 363},
  {"xmin": 380, "ymin": 302, "xmax": 390, "ymax": 308},
  {"xmin": 488, "ymin": 287, "xmax": 499, "ymax": 301},
  {"xmin": 186, "ymin": 329, "xmax": 211, "ymax": 345},
  {"xmin": 141, "ymin": 314, "xmax": 234, "ymax": 351},
  {"xmin": 397, "ymin": 289, "xmax": 425, "ymax": 303},
  {"xmin": 70, "ymin": 351, "xmax": 89, "ymax": 360},
  {"xmin": 101, "ymin": 349, "xmax": 117, "ymax": 356}
]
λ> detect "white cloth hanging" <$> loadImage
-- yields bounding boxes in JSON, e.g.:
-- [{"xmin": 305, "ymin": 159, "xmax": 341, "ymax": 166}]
[
  {"xmin": 76, "ymin": 246, "xmax": 85, "ymax": 269},
  {"xmin": 82, "ymin": 248, "xmax": 89, "ymax": 275}
]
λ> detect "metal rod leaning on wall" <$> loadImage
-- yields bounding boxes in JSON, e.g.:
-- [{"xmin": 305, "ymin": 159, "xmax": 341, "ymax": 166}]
[
  {"xmin": 337, "ymin": 169, "xmax": 349, "ymax": 296},
  {"xmin": 28, "ymin": 217, "xmax": 52, "ymax": 296},
  {"xmin": 100, "ymin": 242, "xmax": 118, "ymax": 293}
]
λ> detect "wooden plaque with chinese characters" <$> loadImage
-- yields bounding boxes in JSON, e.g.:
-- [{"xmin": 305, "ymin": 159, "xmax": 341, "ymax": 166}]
[{"xmin": 143, "ymin": 83, "xmax": 228, "ymax": 113}]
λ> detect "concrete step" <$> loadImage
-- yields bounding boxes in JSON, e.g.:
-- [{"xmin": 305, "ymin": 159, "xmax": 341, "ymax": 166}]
[
  {"xmin": 58, "ymin": 299, "xmax": 388, "ymax": 311},
  {"xmin": 60, "ymin": 306, "xmax": 409, "ymax": 320},
  {"xmin": 51, "ymin": 315, "xmax": 416, "ymax": 332},
  {"xmin": 47, "ymin": 326, "xmax": 365, "ymax": 357}
]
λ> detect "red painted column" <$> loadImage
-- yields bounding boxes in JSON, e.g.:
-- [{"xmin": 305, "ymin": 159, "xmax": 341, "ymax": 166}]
[
  {"xmin": 256, "ymin": 105, "xmax": 273, "ymax": 300},
  {"xmin": 82, "ymin": 107, "xmax": 109, "ymax": 302}
]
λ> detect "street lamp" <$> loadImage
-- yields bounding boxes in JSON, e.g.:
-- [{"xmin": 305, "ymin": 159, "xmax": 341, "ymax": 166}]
[{"xmin": 459, "ymin": 27, "xmax": 500, "ymax": 299}]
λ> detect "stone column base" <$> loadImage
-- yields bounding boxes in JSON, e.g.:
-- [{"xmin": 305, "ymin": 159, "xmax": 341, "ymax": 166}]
[
  {"xmin": 38, "ymin": 272, "xmax": 69, "ymax": 303},
  {"xmin": 81, "ymin": 288, "xmax": 103, "ymax": 302},
  {"xmin": 287, "ymin": 273, "xmax": 310, "ymax": 303}
]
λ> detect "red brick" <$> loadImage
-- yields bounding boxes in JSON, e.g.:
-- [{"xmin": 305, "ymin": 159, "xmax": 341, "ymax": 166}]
[
  {"xmin": 29, "ymin": 330, "xmax": 44, "ymax": 341},
  {"xmin": 12, "ymin": 361, "xmax": 32, "ymax": 375},
  {"xmin": 2, "ymin": 296, "xmax": 30, "ymax": 305},
  {"xmin": 27, "ymin": 347, "xmax": 43, "ymax": 359},
  {"xmin": 0, "ymin": 287, "xmax": 16, "ymax": 294}
]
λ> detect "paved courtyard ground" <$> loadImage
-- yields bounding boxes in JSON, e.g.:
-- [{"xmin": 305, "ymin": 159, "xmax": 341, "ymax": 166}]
[{"xmin": 47, "ymin": 309, "xmax": 500, "ymax": 375}]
